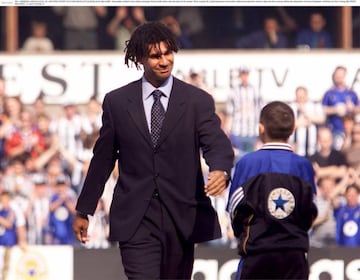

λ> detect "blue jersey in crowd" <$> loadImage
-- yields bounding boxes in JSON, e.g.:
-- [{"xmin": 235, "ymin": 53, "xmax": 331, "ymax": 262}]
[
  {"xmin": 0, "ymin": 208, "xmax": 17, "ymax": 246},
  {"xmin": 322, "ymin": 87, "xmax": 359, "ymax": 133},
  {"xmin": 334, "ymin": 204, "xmax": 360, "ymax": 247},
  {"xmin": 49, "ymin": 193, "xmax": 74, "ymax": 245}
]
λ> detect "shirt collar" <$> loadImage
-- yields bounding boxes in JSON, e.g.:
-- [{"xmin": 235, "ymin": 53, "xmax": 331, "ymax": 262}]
[
  {"xmin": 142, "ymin": 75, "xmax": 173, "ymax": 100},
  {"xmin": 260, "ymin": 142, "xmax": 293, "ymax": 151}
]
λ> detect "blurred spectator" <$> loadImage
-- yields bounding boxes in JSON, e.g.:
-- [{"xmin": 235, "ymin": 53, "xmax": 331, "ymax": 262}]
[
  {"xmin": 322, "ymin": 66, "xmax": 360, "ymax": 150},
  {"xmin": 236, "ymin": 16, "xmax": 288, "ymax": 49},
  {"xmin": 176, "ymin": 7, "xmax": 204, "ymax": 39},
  {"xmin": 331, "ymin": 182, "xmax": 360, "ymax": 247},
  {"xmin": 341, "ymin": 113, "xmax": 356, "ymax": 151},
  {"xmin": 185, "ymin": 69, "xmax": 210, "ymax": 92},
  {"xmin": 45, "ymin": 155, "xmax": 65, "ymax": 188},
  {"xmin": 27, "ymin": 172, "xmax": 51, "ymax": 244},
  {"xmin": 2, "ymin": 156, "xmax": 34, "ymax": 201},
  {"xmin": 36, "ymin": 112, "xmax": 54, "ymax": 150},
  {"xmin": 4, "ymin": 110, "xmax": 46, "ymax": 160},
  {"xmin": 34, "ymin": 137, "xmax": 80, "ymax": 193},
  {"xmin": 275, "ymin": 7, "xmax": 298, "ymax": 34},
  {"xmin": 310, "ymin": 176, "xmax": 337, "ymax": 248},
  {"xmin": 296, "ymin": 12, "xmax": 333, "ymax": 49},
  {"xmin": 21, "ymin": 20, "xmax": 54, "ymax": 52},
  {"xmin": 1, "ymin": 158, "xmax": 30, "ymax": 248},
  {"xmin": 224, "ymin": 67, "xmax": 263, "ymax": 159},
  {"xmin": 32, "ymin": 96, "xmax": 48, "ymax": 119},
  {"xmin": 77, "ymin": 129, "xmax": 98, "ymax": 168},
  {"xmin": 0, "ymin": 191, "xmax": 17, "ymax": 247},
  {"xmin": 53, "ymin": 7, "xmax": 107, "ymax": 50},
  {"xmin": 2, "ymin": 157, "xmax": 33, "ymax": 239},
  {"xmin": 22, "ymin": 138, "xmax": 60, "ymax": 175},
  {"xmin": 48, "ymin": 174, "xmax": 76, "ymax": 245},
  {"xmin": 1, "ymin": 96, "xmax": 25, "ymax": 165},
  {"xmin": 3, "ymin": 96, "xmax": 24, "ymax": 131},
  {"xmin": 53, "ymin": 132, "xmax": 96, "ymax": 194},
  {"xmin": 308, "ymin": 126, "xmax": 348, "ymax": 181},
  {"xmin": 58, "ymin": 102, "xmax": 100, "ymax": 191},
  {"xmin": 107, "ymin": 7, "xmax": 146, "ymax": 51},
  {"xmin": 343, "ymin": 121, "xmax": 360, "ymax": 170},
  {"xmin": 289, "ymin": 86, "xmax": 325, "ymax": 157},
  {"xmin": 160, "ymin": 15, "xmax": 192, "ymax": 49},
  {"xmin": 83, "ymin": 97, "xmax": 102, "ymax": 132},
  {"xmin": 158, "ymin": 7, "xmax": 204, "ymax": 47},
  {"xmin": 50, "ymin": 102, "xmax": 92, "ymax": 161}
]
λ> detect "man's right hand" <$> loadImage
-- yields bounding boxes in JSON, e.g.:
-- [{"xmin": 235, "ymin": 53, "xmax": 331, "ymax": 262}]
[{"xmin": 73, "ymin": 213, "xmax": 89, "ymax": 244}]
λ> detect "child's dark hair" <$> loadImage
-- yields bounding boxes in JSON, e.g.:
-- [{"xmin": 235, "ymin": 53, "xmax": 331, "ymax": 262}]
[
  {"xmin": 260, "ymin": 101, "xmax": 295, "ymax": 140},
  {"xmin": 124, "ymin": 21, "xmax": 179, "ymax": 69}
]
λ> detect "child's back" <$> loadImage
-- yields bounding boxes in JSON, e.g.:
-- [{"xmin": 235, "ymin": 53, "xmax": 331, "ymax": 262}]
[{"xmin": 227, "ymin": 101, "xmax": 318, "ymax": 280}]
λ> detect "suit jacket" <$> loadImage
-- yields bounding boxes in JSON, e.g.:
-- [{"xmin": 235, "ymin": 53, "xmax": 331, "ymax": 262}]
[{"xmin": 76, "ymin": 77, "xmax": 234, "ymax": 243}]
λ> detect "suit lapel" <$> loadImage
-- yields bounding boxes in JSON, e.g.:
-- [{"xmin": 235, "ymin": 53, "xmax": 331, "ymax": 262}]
[{"xmin": 126, "ymin": 81, "xmax": 153, "ymax": 147}]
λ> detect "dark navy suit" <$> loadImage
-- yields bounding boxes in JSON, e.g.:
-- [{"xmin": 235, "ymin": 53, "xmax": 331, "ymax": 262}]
[{"xmin": 76, "ymin": 76, "xmax": 234, "ymax": 278}]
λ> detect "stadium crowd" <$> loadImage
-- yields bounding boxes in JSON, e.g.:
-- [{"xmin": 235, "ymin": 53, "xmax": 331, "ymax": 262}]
[
  {"xmin": 14, "ymin": 6, "xmax": 360, "ymax": 51},
  {"xmin": 0, "ymin": 7, "xmax": 359, "ymax": 251},
  {"xmin": 0, "ymin": 62, "xmax": 360, "ymax": 250}
]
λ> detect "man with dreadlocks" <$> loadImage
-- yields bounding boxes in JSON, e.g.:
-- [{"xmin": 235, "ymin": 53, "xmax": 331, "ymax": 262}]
[{"xmin": 73, "ymin": 21, "xmax": 234, "ymax": 279}]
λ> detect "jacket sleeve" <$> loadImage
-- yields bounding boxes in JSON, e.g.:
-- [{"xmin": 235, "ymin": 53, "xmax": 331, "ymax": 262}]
[
  {"xmin": 75, "ymin": 94, "xmax": 118, "ymax": 215},
  {"xmin": 196, "ymin": 92, "xmax": 234, "ymax": 174}
]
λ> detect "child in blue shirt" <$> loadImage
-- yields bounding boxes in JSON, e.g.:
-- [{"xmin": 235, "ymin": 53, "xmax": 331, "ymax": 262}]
[{"xmin": 227, "ymin": 101, "xmax": 318, "ymax": 280}]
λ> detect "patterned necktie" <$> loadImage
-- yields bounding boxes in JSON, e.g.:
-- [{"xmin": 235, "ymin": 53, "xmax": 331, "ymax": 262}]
[{"xmin": 151, "ymin": 89, "xmax": 165, "ymax": 146}]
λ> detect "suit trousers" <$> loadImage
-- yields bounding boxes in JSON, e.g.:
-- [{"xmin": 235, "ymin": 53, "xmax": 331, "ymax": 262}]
[{"xmin": 119, "ymin": 191, "xmax": 195, "ymax": 279}]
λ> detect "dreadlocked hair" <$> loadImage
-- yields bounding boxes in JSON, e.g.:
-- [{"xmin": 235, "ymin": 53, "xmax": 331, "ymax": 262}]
[{"xmin": 124, "ymin": 21, "xmax": 179, "ymax": 69}]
